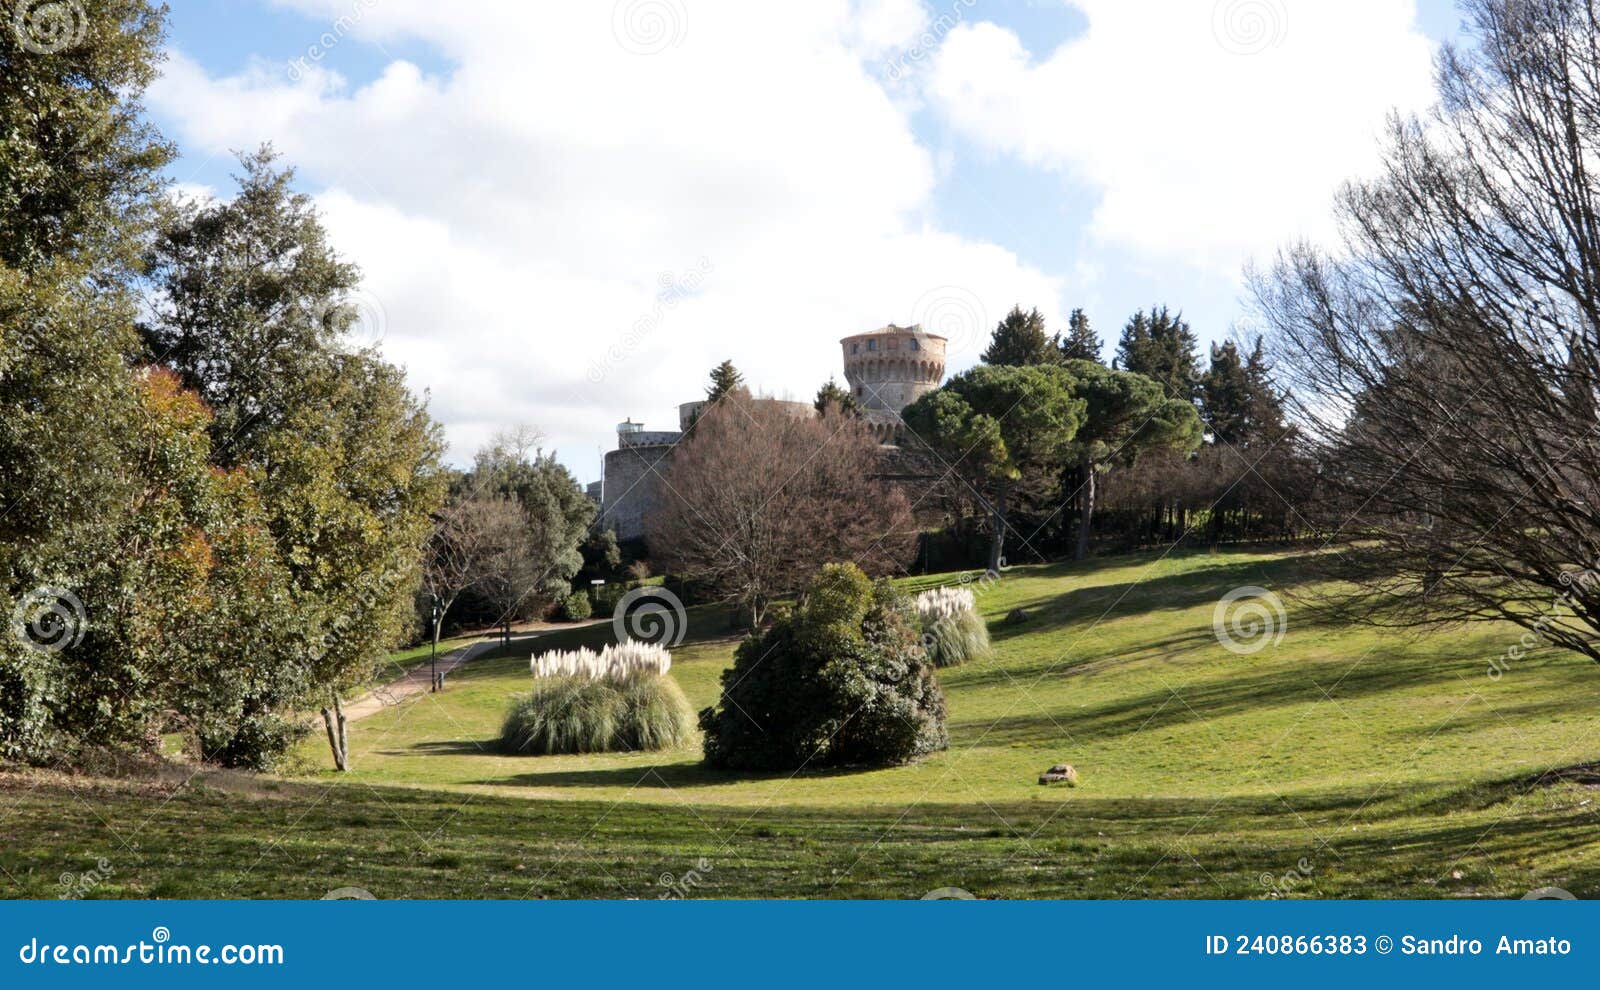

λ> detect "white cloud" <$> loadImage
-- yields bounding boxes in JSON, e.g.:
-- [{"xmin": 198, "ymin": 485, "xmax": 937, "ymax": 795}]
[
  {"xmin": 149, "ymin": 0, "xmax": 1059, "ymax": 478},
  {"xmin": 925, "ymin": 0, "xmax": 1439, "ymax": 270}
]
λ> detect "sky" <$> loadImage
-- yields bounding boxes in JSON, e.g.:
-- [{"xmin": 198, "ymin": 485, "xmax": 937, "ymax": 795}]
[{"xmin": 146, "ymin": 0, "xmax": 1468, "ymax": 483}]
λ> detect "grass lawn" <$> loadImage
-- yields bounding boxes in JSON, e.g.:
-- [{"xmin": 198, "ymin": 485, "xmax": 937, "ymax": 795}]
[{"xmin": 6, "ymin": 547, "xmax": 1600, "ymax": 899}]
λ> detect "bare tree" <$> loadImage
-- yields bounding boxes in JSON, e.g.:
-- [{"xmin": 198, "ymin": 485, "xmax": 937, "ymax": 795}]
[
  {"xmin": 422, "ymin": 491, "xmax": 529, "ymax": 650},
  {"xmin": 647, "ymin": 397, "xmax": 915, "ymax": 626},
  {"xmin": 1252, "ymin": 0, "xmax": 1600, "ymax": 661}
]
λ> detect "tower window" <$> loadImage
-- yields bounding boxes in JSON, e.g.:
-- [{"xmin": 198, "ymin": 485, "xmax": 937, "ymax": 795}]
[
  {"xmin": 851, "ymin": 343, "xmax": 859, "ymax": 354},
  {"xmin": 867, "ymin": 339, "xmax": 878, "ymax": 351},
  {"xmin": 909, "ymin": 339, "xmax": 920, "ymax": 351}
]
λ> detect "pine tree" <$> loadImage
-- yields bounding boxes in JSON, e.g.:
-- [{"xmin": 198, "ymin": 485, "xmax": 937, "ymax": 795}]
[
  {"xmin": 1242, "ymin": 337, "xmax": 1292, "ymax": 445},
  {"xmin": 706, "ymin": 359, "xmax": 748, "ymax": 403},
  {"xmin": 1116, "ymin": 306, "xmax": 1201, "ymax": 403},
  {"xmin": 1059, "ymin": 308, "xmax": 1101, "ymax": 362},
  {"xmin": 981, "ymin": 306, "xmax": 1062, "ymax": 367}
]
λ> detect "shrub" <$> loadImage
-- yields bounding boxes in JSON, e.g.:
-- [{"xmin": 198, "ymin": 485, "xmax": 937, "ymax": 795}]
[
  {"xmin": 914, "ymin": 586, "xmax": 992, "ymax": 667},
  {"xmin": 499, "ymin": 674, "xmax": 692, "ymax": 755},
  {"xmin": 699, "ymin": 563, "xmax": 948, "ymax": 771},
  {"xmin": 559, "ymin": 591, "xmax": 593, "ymax": 622}
]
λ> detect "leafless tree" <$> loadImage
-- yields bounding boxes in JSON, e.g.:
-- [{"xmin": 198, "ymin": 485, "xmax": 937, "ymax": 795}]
[
  {"xmin": 647, "ymin": 397, "xmax": 916, "ymax": 626},
  {"xmin": 1251, "ymin": 0, "xmax": 1600, "ymax": 660},
  {"xmin": 421, "ymin": 492, "xmax": 529, "ymax": 649}
]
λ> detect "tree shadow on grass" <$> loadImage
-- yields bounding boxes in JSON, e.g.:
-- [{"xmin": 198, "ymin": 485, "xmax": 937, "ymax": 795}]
[{"xmin": 985, "ymin": 550, "xmax": 1326, "ymax": 647}]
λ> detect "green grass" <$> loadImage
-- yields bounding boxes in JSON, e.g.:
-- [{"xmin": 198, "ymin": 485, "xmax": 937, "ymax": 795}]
[{"xmin": 6, "ymin": 547, "xmax": 1600, "ymax": 898}]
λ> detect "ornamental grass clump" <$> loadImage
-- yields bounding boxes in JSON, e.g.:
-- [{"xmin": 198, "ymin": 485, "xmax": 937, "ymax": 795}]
[
  {"xmin": 502, "ymin": 641, "xmax": 689, "ymax": 755},
  {"xmin": 914, "ymin": 586, "xmax": 992, "ymax": 668}
]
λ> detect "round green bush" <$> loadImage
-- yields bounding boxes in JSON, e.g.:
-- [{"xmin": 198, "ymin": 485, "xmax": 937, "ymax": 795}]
[
  {"xmin": 499, "ymin": 674, "xmax": 693, "ymax": 755},
  {"xmin": 699, "ymin": 563, "xmax": 948, "ymax": 771},
  {"xmin": 922, "ymin": 608, "xmax": 992, "ymax": 668},
  {"xmin": 559, "ymin": 591, "xmax": 593, "ymax": 622}
]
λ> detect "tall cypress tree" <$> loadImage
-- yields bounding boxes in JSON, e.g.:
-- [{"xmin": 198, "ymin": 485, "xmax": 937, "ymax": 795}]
[{"xmin": 1201, "ymin": 341, "xmax": 1252, "ymax": 444}]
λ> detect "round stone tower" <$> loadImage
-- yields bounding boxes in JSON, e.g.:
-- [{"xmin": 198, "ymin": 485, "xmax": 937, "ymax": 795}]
[{"xmin": 841, "ymin": 324, "xmax": 946, "ymax": 413}]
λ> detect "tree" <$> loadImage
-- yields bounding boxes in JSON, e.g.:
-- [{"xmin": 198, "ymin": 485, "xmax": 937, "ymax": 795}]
[
  {"xmin": 1059, "ymin": 308, "xmax": 1101, "ymax": 362},
  {"xmin": 1063, "ymin": 361, "xmax": 1202, "ymax": 560},
  {"xmin": 1251, "ymin": 0, "xmax": 1600, "ymax": 660},
  {"xmin": 904, "ymin": 365, "xmax": 1086, "ymax": 571},
  {"xmin": 141, "ymin": 149, "xmax": 446, "ymax": 770},
  {"xmin": 648, "ymin": 396, "xmax": 915, "ymax": 626},
  {"xmin": 467, "ymin": 431, "xmax": 594, "ymax": 644},
  {"xmin": 0, "ymin": 0, "xmax": 180, "ymax": 761},
  {"xmin": 705, "ymin": 359, "xmax": 748, "ymax": 404},
  {"xmin": 1116, "ymin": 307, "xmax": 1201, "ymax": 403},
  {"xmin": 982, "ymin": 305, "xmax": 1061, "ymax": 367},
  {"xmin": 814, "ymin": 376, "xmax": 861, "ymax": 416},
  {"xmin": 1200, "ymin": 341, "xmax": 1252, "ymax": 444},
  {"xmin": 422, "ymin": 490, "xmax": 532, "ymax": 651}
]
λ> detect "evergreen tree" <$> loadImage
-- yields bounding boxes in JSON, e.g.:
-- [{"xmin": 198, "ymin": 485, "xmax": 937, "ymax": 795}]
[
  {"xmin": 1242, "ymin": 337, "xmax": 1293, "ymax": 445},
  {"xmin": 1058, "ymin": 308, "xmax": 1101, "ymax": 362},
  {"xmin": 981, "ymin": 306, "xmax": 1062, "ymax": 367},
  {"xmin": 814, "ymin": 376, "xmax": 861, "ymax": 416},
  {"xmin": 1115, "ymin": 306, "xmax": 1201, "ymax": 403},
  {"xmin": 706, "ymin": 359, "xmax": 748, "ymax": 404},
  {"xmin": 1200, "ymin": 341, "xmax": 1253, "ymax": 444}
]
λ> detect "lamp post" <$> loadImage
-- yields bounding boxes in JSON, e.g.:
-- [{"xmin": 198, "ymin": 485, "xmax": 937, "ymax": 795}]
[{"xmin": 429, "ymin": 596, "xmax": 443, "ymax": 692}]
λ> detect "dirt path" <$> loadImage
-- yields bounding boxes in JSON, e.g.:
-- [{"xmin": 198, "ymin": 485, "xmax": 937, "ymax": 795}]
[{"xmin": 343, "ymin": 621, "xmax": 607, "ymax": 722}]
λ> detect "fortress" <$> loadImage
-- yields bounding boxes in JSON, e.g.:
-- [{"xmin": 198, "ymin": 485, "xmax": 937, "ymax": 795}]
[{"xmin": 597, "ymin": 324, "xmax": 947, "ymax": 541}]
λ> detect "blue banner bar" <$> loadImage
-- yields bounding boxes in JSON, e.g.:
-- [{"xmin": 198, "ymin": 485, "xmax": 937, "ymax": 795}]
[{"xmin": 1, "ymin": 900, "xmax": 1590, "ymax": 988}]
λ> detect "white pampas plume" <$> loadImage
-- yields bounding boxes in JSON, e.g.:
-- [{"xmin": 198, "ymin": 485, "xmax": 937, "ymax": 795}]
[
  {"xmin": 530, "ymin": 640, "xmax": 672, "ymax": 681},
  {"xmin": 914, "ymin": 586, "xmax": 977, "ymax": 625}
]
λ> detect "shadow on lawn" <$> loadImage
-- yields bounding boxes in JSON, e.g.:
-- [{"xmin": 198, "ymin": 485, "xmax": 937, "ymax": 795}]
[{"xmin": 985, "ymin": 549, "xmax": 1325, "ymax": 645}]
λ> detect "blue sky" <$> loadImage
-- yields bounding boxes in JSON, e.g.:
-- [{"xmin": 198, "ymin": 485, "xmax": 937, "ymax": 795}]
[{"xmin": 147, "ymin": 1, "xmax": 1468, "ymax": 482}]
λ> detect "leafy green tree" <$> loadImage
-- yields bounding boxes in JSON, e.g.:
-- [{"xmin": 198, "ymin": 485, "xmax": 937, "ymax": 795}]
[
  {"xmin": 1116, "ymin": 307, "xmax": 1201, "ymax": 403},
  {"xmin": 1059, "ymin": 308, "xmax": 1101, "ymax": 362},
  {"xmin": 814, "ymin": 375, "xmax": 861, "ymax": 416},
  {"xmin": 705, "ymin": 359, "xmax": 747, "ymax": 404},
  {"xmin": 981, "ymin": 305, "xmax": 1062, "ymax": 367},
  {"xmin": 1063, "ymin": 361, "xmax": 1202, "ymax": 560},
  {"xmin": 0, "ymin": 0, "xmax": 178, "ymax": 760},
  {"xmin": 904, "ymin": 365, "xmax": 1086, "ymax": 571},
  {"xmin": 141, "ymin": 150, "xmax": 446, "ymax": 770}
]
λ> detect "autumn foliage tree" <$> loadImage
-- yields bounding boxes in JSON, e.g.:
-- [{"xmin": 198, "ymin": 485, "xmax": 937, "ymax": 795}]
[{"xmin": 648, "ymin": 397, "xmax": 914, "ymax": 625}]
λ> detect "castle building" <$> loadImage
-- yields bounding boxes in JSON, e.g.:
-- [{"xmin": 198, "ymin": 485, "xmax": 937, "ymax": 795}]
[{"xmin": 596, "ymin": 324, "xmax": 946, "ymax": 541}]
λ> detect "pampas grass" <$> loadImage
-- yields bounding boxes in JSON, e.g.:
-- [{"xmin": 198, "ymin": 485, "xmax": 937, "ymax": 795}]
[
  {"xmin": 529, "ymin": 641, "xmax": 671, "ymax": 680},
  {"xmin": 504, "ymin": 641, "xmax": 691, "ymax": 755},
  {"xmin": 914, "ymin": 586, "xmax": 992, "ymax": 668}
]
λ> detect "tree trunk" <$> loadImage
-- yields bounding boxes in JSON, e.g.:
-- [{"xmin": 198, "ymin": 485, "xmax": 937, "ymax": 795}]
[
  {"xmin": 987, "ymin": 482, "xmax": 1008, "ymax": 573},
  {"xmin": 321, "ymin": 694, "xmax": 349, "ymax": 772},
  {"xmin": 1075, "ymin": 457, "xmax": 1096, "ymax": 562}
]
